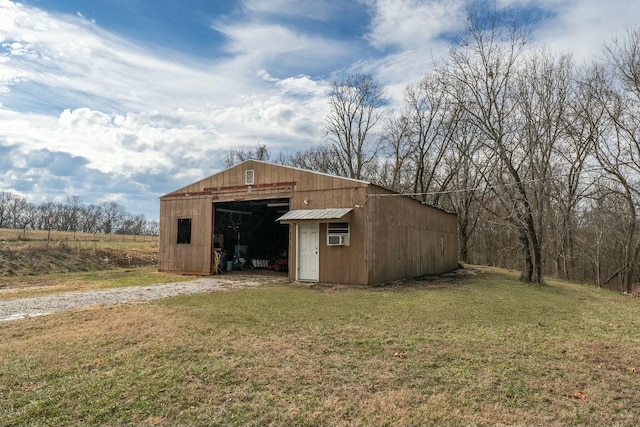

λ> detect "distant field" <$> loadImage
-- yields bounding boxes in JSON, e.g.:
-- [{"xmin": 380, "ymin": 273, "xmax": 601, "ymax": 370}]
[
  {"xmin": 0, "ymin": 228, "xmax": 157, "ymax": 251},
  {"xmin": 0, "ymin": 228, "xmax": 160, "ymax": 287},
  {"xmin": 0, "ymin": 266, "xmax": 638, "ymax": 426}
]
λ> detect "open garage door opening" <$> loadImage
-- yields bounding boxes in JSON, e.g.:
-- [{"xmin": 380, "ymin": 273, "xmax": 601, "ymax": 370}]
[{"xmin": 213, "ymin": 198, "xmax": 290, "ymax": 273}]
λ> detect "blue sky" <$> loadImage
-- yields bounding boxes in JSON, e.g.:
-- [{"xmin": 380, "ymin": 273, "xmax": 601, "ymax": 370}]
[{"xmin": 1, "ymin": 0, "xmax": 639, "ymax": 220}]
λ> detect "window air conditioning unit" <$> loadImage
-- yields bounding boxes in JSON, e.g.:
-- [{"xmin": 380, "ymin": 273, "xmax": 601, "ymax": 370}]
[
  {"xmin": 327, "ymin": 234, "xmax": 348, "ymax": 246},
  {"xmin": 327, "ymin": 222, "xmax": 350, "ymax": 246}
]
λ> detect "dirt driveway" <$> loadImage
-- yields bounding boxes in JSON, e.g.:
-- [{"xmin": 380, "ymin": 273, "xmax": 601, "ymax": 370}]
[
  {"xmin": 0, "ymin": 276, "xmax": 283, "ymax": 322},
  {"xmin": 0, "ymin": 269, "xmax": 476, "ymax": 322}
]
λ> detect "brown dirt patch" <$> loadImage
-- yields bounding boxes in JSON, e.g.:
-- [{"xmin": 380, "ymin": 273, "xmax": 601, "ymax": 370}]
[{"xmin": 371, "ymin": 266, "xmax": 481, "ymax": 290}]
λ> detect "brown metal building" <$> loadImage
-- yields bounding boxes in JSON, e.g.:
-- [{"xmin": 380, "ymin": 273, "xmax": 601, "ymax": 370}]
[{"xmin": 159, "ymin": 160, "xmax": 458, "ymax": 285}]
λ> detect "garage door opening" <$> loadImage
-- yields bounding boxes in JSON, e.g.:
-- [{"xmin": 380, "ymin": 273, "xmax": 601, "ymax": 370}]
[{"xmin": 213, "ymin": 198, "xmax": 290, "ymax": 273}]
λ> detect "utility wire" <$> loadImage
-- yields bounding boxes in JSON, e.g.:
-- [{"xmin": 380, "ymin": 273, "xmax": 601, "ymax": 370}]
[{"xmin": 366, "ymin": 161, "xmax": 640, "ymax": 198}]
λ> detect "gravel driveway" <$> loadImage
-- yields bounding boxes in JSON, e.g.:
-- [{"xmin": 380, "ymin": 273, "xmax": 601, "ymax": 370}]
[{"xmin": 0, "ymin": 276, "xmax": 279, "ymax": 322}]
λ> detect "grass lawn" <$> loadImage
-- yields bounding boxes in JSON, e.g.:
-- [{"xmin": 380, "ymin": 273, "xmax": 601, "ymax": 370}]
[{"xmin": 1, "ymin": 266, "xmax": 639, "ymax": 426}]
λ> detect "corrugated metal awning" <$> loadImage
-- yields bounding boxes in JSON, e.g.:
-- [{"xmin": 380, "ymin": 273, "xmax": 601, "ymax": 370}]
[{"xmin": 276, "ymin": 208, "xmax": 353, "ymax": 222}]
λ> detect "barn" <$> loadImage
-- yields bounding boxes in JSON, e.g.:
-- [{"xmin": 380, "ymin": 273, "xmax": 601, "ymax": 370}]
[{"xmin": 158, "ymin": 160, "xmax": 458, "ymax": 285}]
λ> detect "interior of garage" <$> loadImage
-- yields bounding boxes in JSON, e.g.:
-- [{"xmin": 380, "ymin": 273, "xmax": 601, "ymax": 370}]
[{"xmin": 213, "ymin": 198, "xmax": 290, "ymax": 272}]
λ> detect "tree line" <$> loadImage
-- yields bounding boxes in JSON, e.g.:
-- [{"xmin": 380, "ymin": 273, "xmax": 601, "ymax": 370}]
[
  {"xmin": 0, "ymin": 193, "xmax": 158, "ymax": 236},
  {"xmin": 227, "ymin": 11, "xmax": 640, "ymax": 291}
]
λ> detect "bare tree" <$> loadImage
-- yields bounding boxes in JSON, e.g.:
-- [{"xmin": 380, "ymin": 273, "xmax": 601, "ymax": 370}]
[
  {"xmin": 278, "ymin": 145, "xmax": 343, "ymax": 176},
  {"xmin": 438, "ymin": 11, "xmax": 549, "ymax": 282},
  {"xmin": 144, "ymin": 220, "xmax": 159, "ymax": 236},
  {"xmin": 0, "ymin": 192, "xmax": 155, "ymax": 237},
  {"xmin": 8, "ymin": 197, "xmax": 31, "ymax": 230},
  {"xmin": 0, "ymin": 192, "xmax": 15, "ymax": 228},
  {"xmin": 224, "ymin": 143, "xmax": 271, "ymax": 168},
  {"xmin": 118, "ymin": 213, "xmax": 147, "ymax": 236},
  {"xmin": 58, "ymin": 195, "xmax": 82, "ymax": 232},
  {"xmin": 442, "ymin": 120, "xmax": 491, "ymax": 263},
  {"xmin": 514, "ymin": 48, "xmax": 575, "ymax": 281},
  {"xmin": 378, "ymin": 114, "xmax": 413, "ymax": 192},
  {"xmin": 403, "ymin": 74, "xmax": 462, "ymax": 205},
  {"xmin": 584, "ymin": 29, "xmax": 640, "ymax": 292},
  {"xmin": 326, "ymin": 74, "xmax": 387, "ymax": 180},
  {"xmin": 101, "ymin": 201, "xmax": 125, "ymax": 235},
  {"xmin": 546, "ymin": 65, "xmax": 596, "ymax": 280},
  {"xmin": 576, "ymin": 190, "xmax": 626, "ymax": 287},
  {"xmin": 80, "ymin": 204, "xmax": 104, "ymax": 233},
  {"xmin": 35, "ymin": 201, "xmax": 56, "ymax": 231}
]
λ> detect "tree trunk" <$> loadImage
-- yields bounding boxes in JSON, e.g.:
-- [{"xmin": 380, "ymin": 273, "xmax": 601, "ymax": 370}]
[
  {"xmin": 459, "ymin": 217, "xmax": 469, "ymax": 263},
  {"xmin": 519, "ymin": 227, "xmax": 533, "ymax": 282}
]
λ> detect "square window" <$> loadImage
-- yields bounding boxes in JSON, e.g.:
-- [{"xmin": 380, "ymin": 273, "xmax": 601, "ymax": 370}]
[{"xmin": 177, "ymin": 218, "xmax": 192, "ymax": 244}]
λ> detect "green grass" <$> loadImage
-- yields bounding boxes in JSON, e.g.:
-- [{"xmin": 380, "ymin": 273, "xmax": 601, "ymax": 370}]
[{"xmin": 1, "ymin": 267, "xmax": 639, "ymax": 426}]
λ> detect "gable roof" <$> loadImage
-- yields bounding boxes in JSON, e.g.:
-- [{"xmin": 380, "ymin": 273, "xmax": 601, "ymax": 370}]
[
  {"xmin": 241, "ymin": 159, "xmax": 371, "ymax": 185},
  {"xmin": 161, "ymin": 159, "xmax": 371, "ymax": 198}
]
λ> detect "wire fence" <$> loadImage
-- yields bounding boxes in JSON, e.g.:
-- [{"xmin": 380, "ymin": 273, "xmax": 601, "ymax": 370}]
[{"xmin": 0, "ymin": 228, "xmax": 158, "ymax": 250}]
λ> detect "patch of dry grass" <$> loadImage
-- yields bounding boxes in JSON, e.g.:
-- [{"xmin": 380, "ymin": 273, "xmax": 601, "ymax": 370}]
[
  {"xmin": 0, "ymin": 267, "xmax": 192, "ymax": 299},
  {"xmin": 0, "ymin": 234, "xmax": 166, "ymax": 298},
  {"xmin": 1, "ymin": 267, "xmax": 639, "ymax": 426},
  {"xmin": 0, "ymin": 244, "xmax": 158, "ymax": 275}
]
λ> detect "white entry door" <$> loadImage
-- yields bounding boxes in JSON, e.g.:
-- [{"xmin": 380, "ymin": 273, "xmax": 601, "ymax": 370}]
[{"xmin": 298, "ymin": 223, "xmax": 319, "ymax": 281}]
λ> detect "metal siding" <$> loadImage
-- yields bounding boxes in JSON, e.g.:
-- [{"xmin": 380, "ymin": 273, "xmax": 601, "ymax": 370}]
[
  {"xmin": 365, "ymin": 194, "xmax": 458, "ymax": 284},
  {"xmin": 158, "ymin": 196, "xmax": 212, "ymax": 274},
  {"xmin": 277, "ymin": 208, "xmax": 353, "ymax": 221}
]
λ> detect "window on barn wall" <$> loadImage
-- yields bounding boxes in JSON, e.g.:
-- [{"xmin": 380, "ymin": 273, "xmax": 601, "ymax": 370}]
[
  {"xmin": 327, "ymin": 222, "xmax": 350, "ymax": 246},
  {"xmin": 177, "ymin": 218, "xmax": 192, "ymax": 244},
  {"xmin": 245, "ymin": 169, "xmax": 254, "ymax": 185}
]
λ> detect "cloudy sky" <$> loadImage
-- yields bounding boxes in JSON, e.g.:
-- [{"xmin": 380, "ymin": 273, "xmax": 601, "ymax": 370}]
[{"xmin": 1, "ymin": 0, "xmax": 639, "ymax": 220}]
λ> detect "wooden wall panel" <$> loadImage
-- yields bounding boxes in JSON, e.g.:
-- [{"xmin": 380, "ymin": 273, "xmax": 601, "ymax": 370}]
[
  {"xmin": 159, "ymin": 197, "xmax": 212, "ymax": 275},
  {"xmin": 287, "ymin": 223, "xmax": 297, "ymax": 282},
  {"xmin": 316, "ymin": 207, "xmax": 368, "ymax": 285},
  {"xmin": 290, "ymin": 169, "xmax": 302, "ymax": 209},
  {"xmin": 365, "ymin": 194, "xmax": 458, "ymax": 284}
]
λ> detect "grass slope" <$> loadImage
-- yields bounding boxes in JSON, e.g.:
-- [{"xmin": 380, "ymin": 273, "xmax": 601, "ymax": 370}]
[
  {"xmin": 0, "ymin": 241, "xmax": 170, "ymax": 299},
  {"xmin": 0, "ymin": 245, "xmax": 158, "ymax": 277},
  {"xmin": 1, "ymin": 267, "xmax": 638, "ymax": 426}
]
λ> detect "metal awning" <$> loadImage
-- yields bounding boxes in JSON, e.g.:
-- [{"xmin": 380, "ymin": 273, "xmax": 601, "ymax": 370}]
[{"xmin": 276, "ymin": 208, "xmax": 353, "ymax": 222}]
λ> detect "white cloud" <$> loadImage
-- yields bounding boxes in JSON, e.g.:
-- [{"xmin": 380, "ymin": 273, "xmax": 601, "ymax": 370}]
[
  {"xmin": 487, "ymin": 0, "xmax": 640, "ymax": 64},
  {"xmin": 0, "ymin": 1, "xmax": 259, "ymax": 114},
  {"xmin": 258, "ymin": 69, "xmax": 327, "ymax": 96},
  {"xmin": 277, "ymin": 74, "xmax": 327, "ymax": 96},
  {"xmin": 0, "ymin": 0, "xmax": 340, "ymax": 219},
  {"xmin": 2, "ymin": 0, "xmax": 639, "ymax": 219},
  {"xmin": 364, "ymin": 0, "xmax": 467, "ymax": 50},
  {"xmin": 532, "ymin": 2, "xmax": 640, "ymax": 64},
  {"xmin": 211, "ymin": 20, "xmax": 355, "ymax": 77}
]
